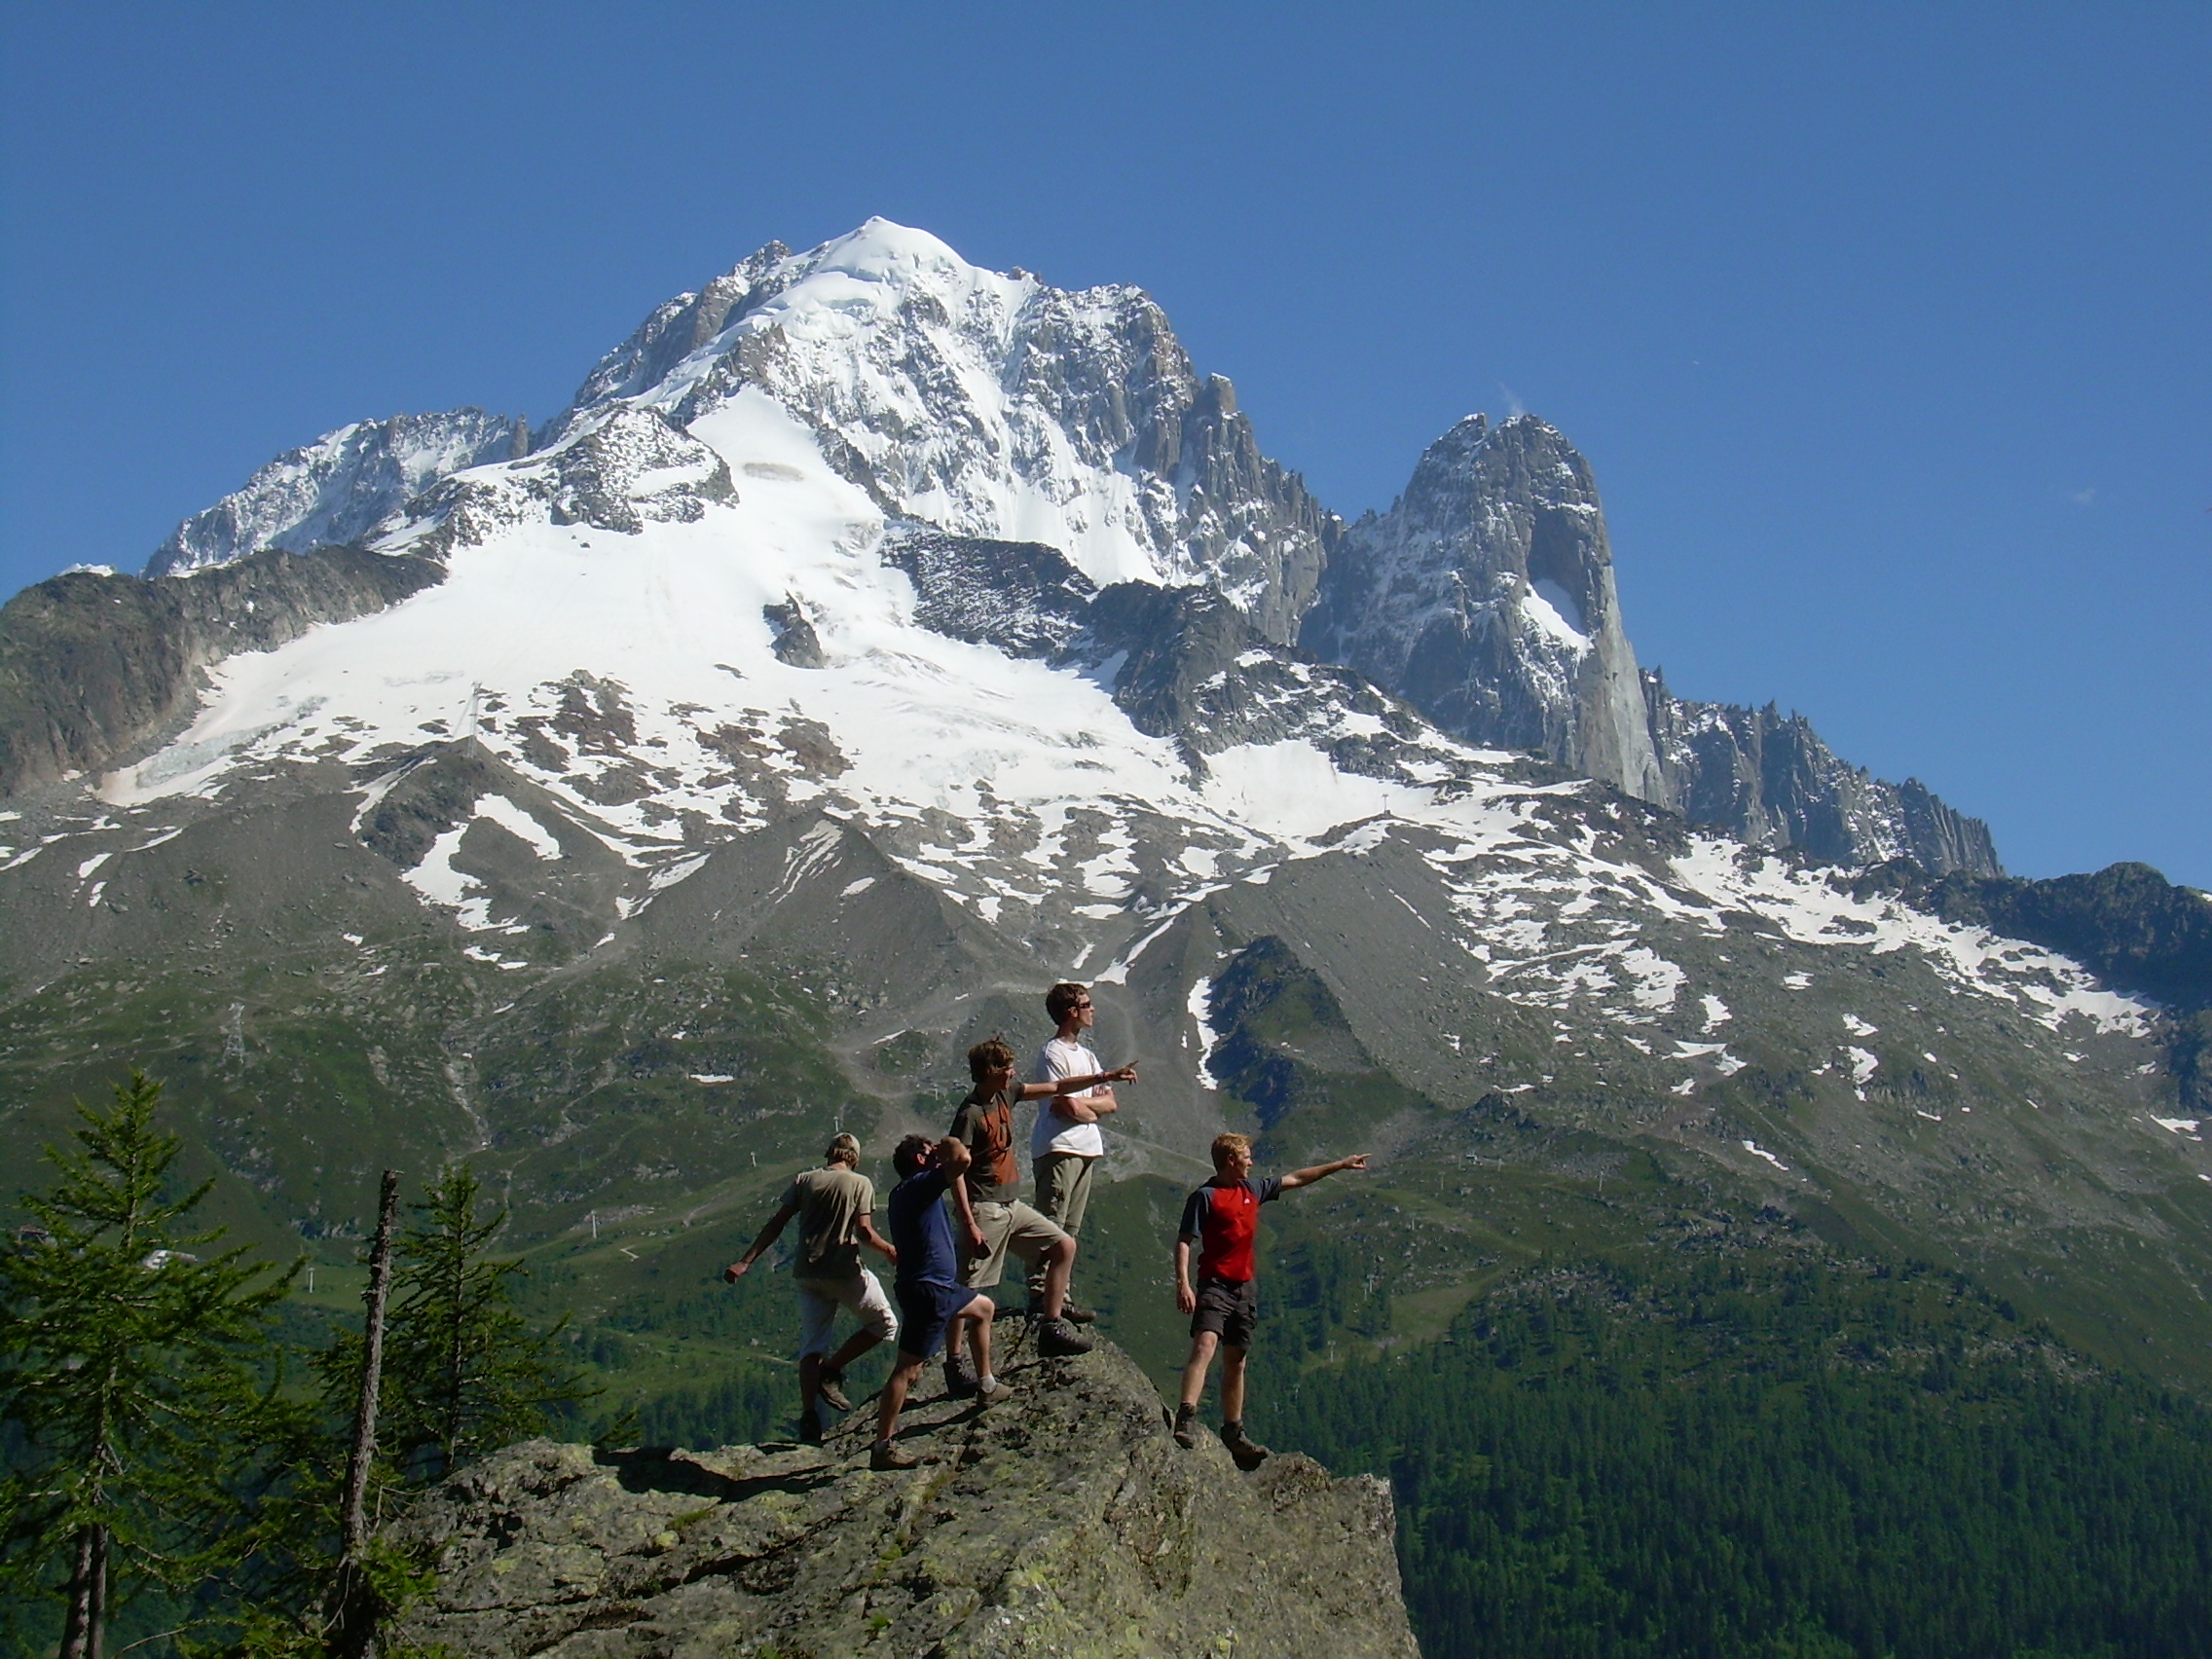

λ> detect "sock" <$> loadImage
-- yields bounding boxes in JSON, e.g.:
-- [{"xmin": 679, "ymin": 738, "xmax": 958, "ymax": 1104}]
[{"xmin": 977, "ymin": 1373, "xmax": 997, "ymax": 1391}]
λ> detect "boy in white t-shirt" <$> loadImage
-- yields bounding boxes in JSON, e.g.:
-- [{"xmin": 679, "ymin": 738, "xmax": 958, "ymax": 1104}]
[{"xmin": 1027, "ymin": 981, "xmax": 1135, "ymax": 1319}]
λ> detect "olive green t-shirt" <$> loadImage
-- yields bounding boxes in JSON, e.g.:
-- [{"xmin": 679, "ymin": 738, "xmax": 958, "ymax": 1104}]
[{"xmin": 784, "ymin": 1165, "xmax": 875, "ymax": 1278}]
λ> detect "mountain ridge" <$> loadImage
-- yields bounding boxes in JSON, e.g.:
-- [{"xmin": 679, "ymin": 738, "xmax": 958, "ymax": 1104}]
[{"xmin": 92, "ymin": 217, "xmax": 1988, "ymax": 876}]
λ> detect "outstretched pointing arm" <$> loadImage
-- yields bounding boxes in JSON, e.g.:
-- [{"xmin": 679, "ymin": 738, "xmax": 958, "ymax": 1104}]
[{"xmin": 1279, "ymin": 1154, "xmax": 1369, "ymax": 1191}]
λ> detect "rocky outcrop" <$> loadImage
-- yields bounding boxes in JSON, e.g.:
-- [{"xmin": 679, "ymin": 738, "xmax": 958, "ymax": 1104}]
[
  {"xmin": 1301, "ymin": 414, "xmax": 1668, "ymax": 802},
  {"xmin": 1644, "ymin": 671, "xmax": 2002, "ymax": 875},
  {"xmin": 1080, "ymin": 580, "xmax": 1484, "ymax": 790},
  {"xmin": 880, "ymin": 527, "xmax": 1098, "ymax": 660},
  {"xmin": 387, "ymin": 1337, "xmax": 1418, "ymax": 1659},
  {"xmin": 147, "ymin": 408, "xmax": 526, "ymax": 575},
  {"xmin": 0, "ymin": 547, "xmax": 444, "ymax": 797},
  {"xmin": 387, "ymin": 406, "xmax": 736, "ymax": 560}
]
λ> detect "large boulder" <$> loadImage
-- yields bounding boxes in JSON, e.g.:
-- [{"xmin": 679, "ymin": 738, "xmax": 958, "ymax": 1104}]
[{"xmin": 388, "ymin": 1334, "xmax": 1419, "ymax": 1659}]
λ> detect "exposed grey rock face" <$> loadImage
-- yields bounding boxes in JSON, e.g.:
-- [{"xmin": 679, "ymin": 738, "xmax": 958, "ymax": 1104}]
[
  {"xmin": 1644, "ymin": 670, "xmax": 2002, "ymax": 875},
  {"xmin": 146, "ymin": 409, "xmax": 526, "ymax": 575},
  {"xmin": 388, "ymin": 1337, "xmax": 1418, "ymax": 1659},
  {"xmin": 352, "ymin": 739, "xmax": 633, "ymax": 956},
  {"xmin": 390, "ymin": 406, "xmax": 736, "ymax": 559},
  {"xmin": 880, "ymin": 526, "xmax": 1098, "ymax": 660},
  {"xmin": 0, "ymin": 547, "xmax": 443, "ymax": 796},
  {"xmin": 1301, "ymin": 414, "xmax": 1670, "ymax": 801},
  {"xmin": 1080, "ymin": 581, "xmax": 1491, "ymax": 790},
  {"xmin": 762, "ymin": 599, "xmax": 829, "ymax": 669}
]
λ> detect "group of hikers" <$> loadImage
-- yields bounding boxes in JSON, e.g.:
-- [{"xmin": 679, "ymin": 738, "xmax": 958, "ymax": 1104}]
[{"xmin": 727, "ymin": 980, "xmax": 1367, "ymax": 1471}]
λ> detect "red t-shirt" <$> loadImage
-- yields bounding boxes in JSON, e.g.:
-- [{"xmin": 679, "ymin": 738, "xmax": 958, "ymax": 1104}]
[{"xmin": 1177, "ymin": 1176, "xmax": 1284, "ymax": 1282}]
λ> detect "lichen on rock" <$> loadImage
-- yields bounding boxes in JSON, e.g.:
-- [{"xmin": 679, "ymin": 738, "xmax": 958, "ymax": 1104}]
[{"xmin": 388, "ymin": 1335, "xmax": 1418, "ymax": 1659}]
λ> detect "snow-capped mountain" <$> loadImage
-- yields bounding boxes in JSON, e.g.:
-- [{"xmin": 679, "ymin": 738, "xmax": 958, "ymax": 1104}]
[
  {"xmin": 131, "ymin": 221, "xmax": 1988, "ymax": 874},
  {"xmin": 541, "ymin": 222, "xmax": 1338, "ymax": 644},
  {"xmin": 8, "ymin": 217, "xmax": 2207, "ymax": 1380}
]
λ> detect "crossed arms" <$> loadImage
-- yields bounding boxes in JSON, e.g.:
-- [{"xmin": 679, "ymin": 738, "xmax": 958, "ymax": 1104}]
[{"xmin": 1025, "ymin": 1062, "xmax": 1139, "ymax": 1126}]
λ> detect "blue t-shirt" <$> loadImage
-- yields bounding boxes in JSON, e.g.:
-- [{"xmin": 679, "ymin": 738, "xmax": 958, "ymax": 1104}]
[{"xmin": 887, "ymin": 1166, "xmax": 960, "ymax": 1289}]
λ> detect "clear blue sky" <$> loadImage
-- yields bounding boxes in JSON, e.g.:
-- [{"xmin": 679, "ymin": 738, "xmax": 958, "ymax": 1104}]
[{"xmin": 3, "ymin": 3, "xmax": 2205, "ymax": 886}]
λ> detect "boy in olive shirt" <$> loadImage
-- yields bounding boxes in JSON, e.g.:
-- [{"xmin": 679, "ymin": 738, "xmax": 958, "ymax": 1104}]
[{"xmin": 727, "ymin": 1131, "xmax": 898, "ymax": 1443}]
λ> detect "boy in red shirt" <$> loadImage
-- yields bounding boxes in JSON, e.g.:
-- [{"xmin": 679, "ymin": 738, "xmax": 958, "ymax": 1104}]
[{"xmin": 1172, "ymin": 1132, "xmax": 1367, "ymax": 1469}]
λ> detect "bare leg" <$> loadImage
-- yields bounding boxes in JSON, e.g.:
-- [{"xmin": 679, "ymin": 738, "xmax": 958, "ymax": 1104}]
[
  {"xmin": 875, "ymin": 1353, "xmax": 924, "ymax": 1446},
  {"xmin": 967, "ymin": 1309, "xmax": 991, "ymax": 1375},
  {"xmin": 1179, "ymin": 1330, "xmax": 1221, "ymax": 1412},
  {"xmin": 824, "ymin": 1326, "xmax": 882, "ymax": 1381},
  {"xmin": 1221, "ymin": 1346, "xmax": 1249, "ymax": 1422},
  {"xmin": 1036, "ymin": 1236, "xmax": 1075, "ymax": 1321},
  {"xmin": 963, "ymin": 1294, "xmax": 997, "ymax": 1378}
]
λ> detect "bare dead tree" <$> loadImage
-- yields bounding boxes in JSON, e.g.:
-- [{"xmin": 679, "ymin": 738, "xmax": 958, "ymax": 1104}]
[{"xmin": 325, "ymin": 1170, "xmax": 399, "ymax": 1659}]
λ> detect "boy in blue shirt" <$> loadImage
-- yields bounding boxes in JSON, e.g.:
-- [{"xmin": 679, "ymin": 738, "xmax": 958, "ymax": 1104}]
[{"xmin": 871, "ymin": 1132, "xmax": 1010, "ymax": 1469}]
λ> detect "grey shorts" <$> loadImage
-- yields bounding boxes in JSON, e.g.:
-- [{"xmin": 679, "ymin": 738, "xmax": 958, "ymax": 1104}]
[
  {"xmin": 1191, "ymin": 1275, "xmax": 1259, "ymax": 1347},
  {"xmin": 961, "ymin": 1199, "xmax": 1068, "ymax": 1291}
]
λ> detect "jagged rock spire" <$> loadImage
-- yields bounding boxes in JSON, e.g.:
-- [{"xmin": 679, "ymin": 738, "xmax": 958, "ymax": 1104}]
[{"xmin": 1301, "ymin": 413, "xmax": 1671, "ymax": 803}]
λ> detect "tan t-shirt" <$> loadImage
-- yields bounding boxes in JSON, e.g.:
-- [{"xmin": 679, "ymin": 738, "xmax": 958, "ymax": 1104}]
[{"xmin": 784, "ymin": 1165, "xmax": 874, "ymax": 1278}]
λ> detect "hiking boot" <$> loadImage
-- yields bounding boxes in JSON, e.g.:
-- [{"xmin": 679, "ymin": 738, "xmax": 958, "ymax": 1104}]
[
  {"xmin": 1037, "ymin": 1317, "xmax": 1095, "ymax": 1357},
  {"xmin": 797, "ymin": 1408, "xmax": 824, "ymax": 1446},
  {"xmin": 815, "ymin": 1370, "xmax": 853, "ymax": 1414},
  {"xmin": 870, "ymin": 1439, "xmax": 918, "ymax": 1471},
  {"xmin": 1221, "ymin": 1422, "xmax": 1271, "ymax": 1471},
  {"xmin": 976, "ymin": 1377, "xmax": 1014, "ymax": 1406},
  {"xmin": 1172, "ymin": 1403, "xmax": 1199, "ymax": 1450},
  {"xmin": 1028, "ymin": 1299, "xmax": 1096, "ymax": 1325},
  {"xmin": 943, "ymin": 1351, "xmax": 978, "ymax": 1399}
]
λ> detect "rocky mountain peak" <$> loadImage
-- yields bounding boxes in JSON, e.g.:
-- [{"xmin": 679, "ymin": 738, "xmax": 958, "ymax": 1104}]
[
  {"xmin": 86, "ymin": 220, "xmax": 1998, "ymax": 883},
  {"xmin": 1301, "ymin": 410, "xmax": 1670, "ymax": 802}
]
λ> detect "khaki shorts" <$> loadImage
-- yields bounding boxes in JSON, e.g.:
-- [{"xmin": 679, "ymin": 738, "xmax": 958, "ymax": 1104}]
[
  {"xmin": 793, "ymin": 1269, "xmax": 897, "ymax": 1358},
  {"xmin": 960, "ymin": 1199, "xmax": 1068, "ymax": 1291}
]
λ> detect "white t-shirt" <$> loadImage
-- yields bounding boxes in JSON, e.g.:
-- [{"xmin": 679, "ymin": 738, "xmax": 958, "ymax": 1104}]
[{"xmin": 1032, "ymin": 1036, "xmax": 1106, "ymax": 1160}]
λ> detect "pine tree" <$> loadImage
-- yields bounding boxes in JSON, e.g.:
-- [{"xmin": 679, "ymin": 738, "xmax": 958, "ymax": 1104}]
[
  {"xmin": 0, "ymin": 1072, "xmax": 293, "ymax": 1659},
  {"xmin": 374, "ymin": 1164, "xmax": 584, "ymax": 1483}
]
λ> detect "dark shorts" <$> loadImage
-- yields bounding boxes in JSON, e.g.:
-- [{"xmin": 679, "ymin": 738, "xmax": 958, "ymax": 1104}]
[
  {"xmin": 1191, "ymin": 1275, "xmax": 1259, "ymax": 1347},
  {"xmin": 895, "ymin": 1279, "xmax": 977, "ymax": 1361}
]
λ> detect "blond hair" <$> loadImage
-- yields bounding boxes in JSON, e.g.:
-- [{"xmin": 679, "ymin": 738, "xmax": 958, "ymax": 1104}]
[
  {"xmin": 825, "ymin": 1132, "xmax": 862, "ymax": 1166},
  {"xmin": 1209, "ymin": 1132, "xmax": 1252, "ymax": 1172}
]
